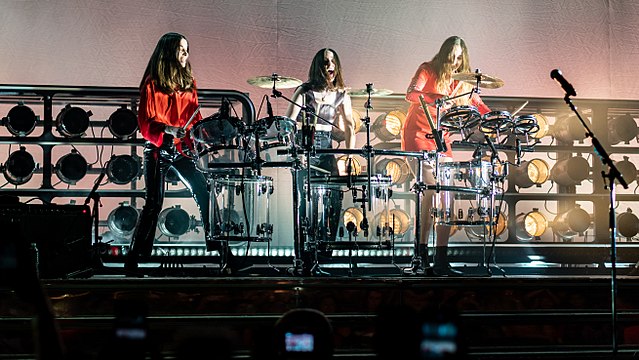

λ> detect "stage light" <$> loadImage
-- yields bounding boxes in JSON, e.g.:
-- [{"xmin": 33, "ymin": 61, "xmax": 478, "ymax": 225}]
[
  {"xmin": 108, "ymin": 107, "xmax": 138, "ymax": 140},
  {"xmin": 1, "ymin": 146, "xmax": 37, "ymax": 185},
  {"xmin": 615, "ymin": 156, "xmax": 638, "ymax": 185},
  {"xmin": 512, "ymin": 159, "xmax": 550, "ymax": 188},
  {"xmin": 375, "ymin": 208, "xmax": 411, "ymax": 236},
  {"xmin": 107, "ymin": 202, "xmax": 139, "ymax": 238},
  {"xmin": 56, "ymin": 104, "xmax": 92, "ymax": 138},
  {"xmin": 372, "ymin": 110, "xmax": 406, "ymax": 141},
  {"xmin": 54, "ymin": 149, "xmax": 88, "ymax": 185},
  {"xmin": 608, "ymin": 114, "xmax": 638, "ymax": 145},
  {"xmin": 551, "ymin": 113, "xmax": 588, "ymax": 143},
  {"xmin": 464, "ymin": 211, "xmax": 507, "ymax": 241},
  {"xmin": 106, "ymin": 154, "xmax": 142, "ymax": 185},
  {"xmin": 158, "ymin": 205, "xmax": 195, "ymax": 238},
  {"xmin": 375, "ymin": 158, "xmax": 411, "ymax": 185},
  {"xmin": 617, "ymin": 208, "xmax": 639, "ymax": 239},
  {"xmin": 515, "ymin": 209, "xmax": 548, "ymax": 241},
  {"xmin": 332, "ymin": 109, "xmax": 362, "ymax": 142},
  {"xmin": 337, "ymin": 155, "xmax": 362, "ymax": 176},
  {"xmin": 550, "ymin": 156, "xmax": 590, "ymax": 186},
  {"xmin": 531, "ymin": 114, "xmax": 550, "ymax": 139},
  {"xmin": 2, "ymin": 104, "xmax": 37, "ymax": 136},
  {"xmin": 343, "ymin": 207, "xmax": 364, "ymax": 234},
  {"xmin": 552, "ymin": 205, "xmax": 592, "ymax": 240}
]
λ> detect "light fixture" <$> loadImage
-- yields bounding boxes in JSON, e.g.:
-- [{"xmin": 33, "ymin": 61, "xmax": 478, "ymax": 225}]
[
  {"xmin": 1, "ymin": 146, "xmax": 38, "ymax": 185},
  {"xmin": 375, "ymin": 158, "xmax": 411, "ymax": 185},
  {"xmin": 343, "ymin": 207, "xmax": 364, "ymax": 234},
  {"xmin": 464, "ymin": 211, "xmax": 507, "ymax": 241},
  {"xmin": 332, "ymin": 109, "xmax": 363, "ymax": 143},
  {"xmin": 56, "ymin": 104, "xmax": 92, "ymax": 138},
  {"xmin": 2, "ymin": 103, "xmax": 37, "ymax": 136},
  {"xmin": 336, "ymin": 155, "xmax": 362, "ymax": 176},
  {"xmin": 107, "ymin": 154, "xmax": 142, "ymax": 185},
  {"xmin": 530, "ymin": 114, "xmax": 550, "ymax": 139},
  {"xmin": 551, "ymin": 113, "xmax": 588, "ymax": 143},
  {"xmin": 615, "ymin": 156, "xmax": 638, "ymax": 185},
  {"xmin": 158, "ymin": 205, "xmax": 195, "ymax": 238},
  {"xmin": 375, "ymin": 208, "xmax": 411, "ymax": 237},
  {"xmin": 107, "ymin": 202, "xmax": 139, "ymax": 238},
  {"xmin": 108, "ymin": 107, "xmax": 138, "ymax": 140},
  {"xmin": 552, "ymin": 205, "xmax": 592, "ymax": 240},
  {"xmin": 54, "ymin": 149, "xmax": 88, "ymax": 185},
  {"xmin": 617, "ymin": 208, "xmax": 639, "ymax": 239},
  {"xmin": 515, "ymin": 209, "xmax": 548, "ymax": 242},
  {"xmin": 550, "ymin": 156, "xmax": 590, "ymax": 186},
  {"xmin": 608, "ymin": 114, "xmax": 638, "ymax": 145},
  {"xmin": 372, "ymin": 110, "xmax": 406, "ymax": 141},
  {"xmin": 512, "ymin": 159, "xmax": 550, "ymax": 188}
]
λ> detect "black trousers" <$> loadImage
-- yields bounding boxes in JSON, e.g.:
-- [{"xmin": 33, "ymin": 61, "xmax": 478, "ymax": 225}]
[{"xmin": 128, "ymin": 139, "xmax": 210, "ymax": 259}]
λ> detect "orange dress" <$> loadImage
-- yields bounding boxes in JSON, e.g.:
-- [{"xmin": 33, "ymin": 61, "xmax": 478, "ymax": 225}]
[{"xmin": 401, "ymin": 62, "xmax": 490, "ymax": 157}]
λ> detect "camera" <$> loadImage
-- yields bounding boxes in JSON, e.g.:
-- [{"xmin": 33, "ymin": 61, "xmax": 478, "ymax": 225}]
[{"xmin": 284, "ymin": 332, "xmax": 315, "ymax": 352}]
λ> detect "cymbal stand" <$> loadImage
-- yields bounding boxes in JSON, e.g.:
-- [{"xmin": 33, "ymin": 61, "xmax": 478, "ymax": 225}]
[
  {"xmin": 482, "ymin": 135, "xmax": 507, "ymax": 277},
  {"xmin": 362, "ymin": 84, "xmax": 374, "ymax": 212}
]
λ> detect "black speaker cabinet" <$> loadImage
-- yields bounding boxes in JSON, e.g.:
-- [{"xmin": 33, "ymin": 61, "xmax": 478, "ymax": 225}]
[{"xmin": 0, "ymin": 204, "xmax": 93, "ymax": 279}]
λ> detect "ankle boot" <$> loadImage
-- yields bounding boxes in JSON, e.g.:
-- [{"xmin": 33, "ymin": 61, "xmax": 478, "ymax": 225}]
[{"xmin": 432, "ymin": 246, "xmax": 462, "ymax": 276}]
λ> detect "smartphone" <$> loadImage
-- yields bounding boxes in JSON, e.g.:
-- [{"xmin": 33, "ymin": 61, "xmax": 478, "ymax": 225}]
[
  {"xmin": 284, "ymin": 332, "xmax": 315, "ymax": 352},
  {"xmin": 420, "ymin": 320, "xmax": 459, "ymax": 359}
]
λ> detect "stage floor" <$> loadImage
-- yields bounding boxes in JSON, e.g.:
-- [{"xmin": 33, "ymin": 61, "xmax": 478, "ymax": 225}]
[{"xmin": 3, "ymin": 252, "xmax": 639, "ymax": 359}]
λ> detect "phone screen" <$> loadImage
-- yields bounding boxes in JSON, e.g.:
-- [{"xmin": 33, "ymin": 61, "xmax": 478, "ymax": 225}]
[
  {"xmin": 420, "ymin": 321, "xmax": 458, "ymax": 359},
  {"xmin": 285, "ymin": 332, "xmax": 314, "ymax": 352}
]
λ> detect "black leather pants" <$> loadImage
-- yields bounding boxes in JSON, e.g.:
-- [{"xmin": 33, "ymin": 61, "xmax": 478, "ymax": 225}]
[{"xmin": 128, "ymin": 140, "xmax": 210, "ymax": 260}]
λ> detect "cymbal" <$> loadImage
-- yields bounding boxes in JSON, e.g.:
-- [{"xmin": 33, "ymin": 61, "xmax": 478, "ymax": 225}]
[
  {"xmin": 349, "ymin": 88, "xmax": 393, "ymax": 96},
  {"xmin": 452, "ymin": 72, "xmax": 504, "ymax": 89},
  {"xmin": 247, "ymin": 74, "xmax": 302, "ymax": 89}
]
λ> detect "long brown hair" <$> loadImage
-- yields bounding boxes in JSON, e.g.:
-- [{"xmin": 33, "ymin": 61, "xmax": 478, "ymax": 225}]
[
  {"xmin": 430, "ymin": 36, "xmax": 472, "ymax": 95},
  {"xmin": 140, "ymin": 32, "xmax": 195, "ymax": 93},
  {"xmin": 305, "ymin": 48, "xmax": 345, "ymax": 91}
]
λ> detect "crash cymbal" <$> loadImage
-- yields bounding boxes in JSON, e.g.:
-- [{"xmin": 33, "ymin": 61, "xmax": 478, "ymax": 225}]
[
  {"xmin": 349, "ymin": 88, "xmax": 393, "ymax": 96},
  {"xmin": 452, "ymin": 72, "xmax": 504, "ymax": 89},
  {"xmin": 247, "ymin": 74, "xmax": 302, "ymax": 89}
]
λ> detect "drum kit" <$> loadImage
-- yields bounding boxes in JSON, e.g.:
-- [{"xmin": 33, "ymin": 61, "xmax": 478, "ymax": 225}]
[{"xmin": 187, "ymin": 70, "xmax": 538, "ymax": 276}]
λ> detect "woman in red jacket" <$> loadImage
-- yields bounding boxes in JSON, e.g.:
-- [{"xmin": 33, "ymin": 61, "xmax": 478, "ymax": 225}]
[
  {"xmin": 402, "ymin": 36, "xmax": 490, "ymax": 276},
  {"xmin": 126, "ymin": 32, "xmax": 234, "ymax": 275}
]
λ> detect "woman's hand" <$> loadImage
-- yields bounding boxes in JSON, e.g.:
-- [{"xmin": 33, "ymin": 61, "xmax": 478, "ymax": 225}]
[{"xmin": 164, "ymin": 125, "xmax": 186, "ymax": 138}]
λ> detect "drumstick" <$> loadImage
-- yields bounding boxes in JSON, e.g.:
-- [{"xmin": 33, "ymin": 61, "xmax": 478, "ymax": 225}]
[
  {"xmin": 510, "ymin": 101, "xmax": 529, "ymax": 117},
  {"xmin": 182, "ymin": 105, "xmax": 202, "ymax": 130}
]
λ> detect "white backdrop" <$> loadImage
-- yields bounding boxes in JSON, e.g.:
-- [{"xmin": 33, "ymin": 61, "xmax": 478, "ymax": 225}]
[{"xmin": 2, "ymin": 0, "xmax": 639, "ymax": 110}]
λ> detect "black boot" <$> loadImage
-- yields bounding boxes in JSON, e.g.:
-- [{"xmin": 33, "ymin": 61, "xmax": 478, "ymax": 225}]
[{"xmin": 432, "ymin": 246, "xmax": 462, "ymax": 277}]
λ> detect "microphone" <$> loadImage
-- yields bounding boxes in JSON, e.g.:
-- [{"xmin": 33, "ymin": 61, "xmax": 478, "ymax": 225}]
[
  {"xmin": 265, "ymin": 96, "xmax": 275, "ymax": 128},
  {"xmin": 515, "ymin": 138, "xmax": 522, "ymax": 165},
  {"xmin": 484, "ymin": 134, "xmax": 498, "ymax": 159},
  {"xmin": 346, "ymin": 157, "xmax": 353, "ymax": 188},
  {"xmin": 550, "ymin": 69, "xmax": 577, "ymax": 97}
]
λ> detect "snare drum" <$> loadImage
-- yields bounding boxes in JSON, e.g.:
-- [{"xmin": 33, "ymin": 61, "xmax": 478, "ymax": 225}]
[
  {"xmin": 434, "ymin": 161, "xmax": 492, "ymax": 226},
  {"xmin": 190, "ymin": 115, "xmax": 253, "ymax": 173},
  {"xmin": 310, "ymin": 175, "xmax": 393, "ymax": 242},
  {"xmin": 210, "ymin": 175, "xmax": 274, "ymax": 242},
  {"xmin": 440, "ymin": 105, "xmax": 481, "ymax": 131}
]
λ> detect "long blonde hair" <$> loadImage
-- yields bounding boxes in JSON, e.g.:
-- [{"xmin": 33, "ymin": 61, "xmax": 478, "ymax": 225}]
[
  {"xmin": 430, "ymin": 36, "xmax": 473, "ymax": 103},
  {"xmin": 140, "ymin": 32, "xmax": 195, "ymax": 94}
]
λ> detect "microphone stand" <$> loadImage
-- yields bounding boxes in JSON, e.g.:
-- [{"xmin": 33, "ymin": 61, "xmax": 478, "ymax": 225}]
[
  {"xmin": 84, "ymin": 161, "xmax": 111, "ymax": 271},
  {"xmin": 560, "ymin": 93, "xmax": 628, "ymax": 357}
]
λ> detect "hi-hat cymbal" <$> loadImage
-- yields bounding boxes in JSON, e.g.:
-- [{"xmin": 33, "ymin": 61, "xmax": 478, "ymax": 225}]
[
  {"xmin": 349, "ymin": 88, "xmax": 393, "ymax": 96},
  {"xmin": 452, "ymin": 72, "xmax": 504, "ymax": 89},
  {"xmin": 247, "ymin": 74, "xmax": 302, "ymax": 89}
]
